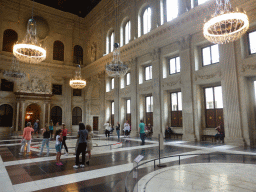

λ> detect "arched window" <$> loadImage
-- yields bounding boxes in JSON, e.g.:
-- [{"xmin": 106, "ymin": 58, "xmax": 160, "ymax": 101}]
[
  {"xmin": 50, "ymin": 106, "xmax": 62, "ymax": 125},
  {"xmin": 2, "ymin": 29, "xmax": 18, "ymax": 52},
  {"xmin": 160, "ymin": 0, "xmax": 179, "ymax": 24},
  {"xmin": 0, "ymin": 104, "xmax": 13, "ymax": 127},
  {"xmin": 106, "ymin": 30, "xmax": 114, "ymax": 54},
  {"xmin": 120, "ymin": 20, "xmax": 131, "ymax": 47},
  {"xmin": 142, "ymin": 7, "xmax": 151, "ymax": 35},
  {"xmin": 72, "ymin": 107, "xmax": 82, "ymax": 125},
  {"xmin": 53, "ymin": 41, "xmax": 64, "ymax": 61},
  {"xmin": 73, "ymin": 45, "xmax": 83, "ymax": 65}
]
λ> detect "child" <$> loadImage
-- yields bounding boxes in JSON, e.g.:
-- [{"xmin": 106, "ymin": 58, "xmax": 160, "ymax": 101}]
[{"xmin": 55, "ymin": 129, "xmax": 63, "ymax": 166}]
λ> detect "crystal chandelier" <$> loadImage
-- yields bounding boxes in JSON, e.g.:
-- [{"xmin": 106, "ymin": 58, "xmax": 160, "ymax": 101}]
[
  {"xmin": 3, "ymin": 57, "xmax": 26, "ymax": 82},
  {"xmin": 69, "ymin": 65, "xmax": 86, "ymax": 89},
  {"xmin": 106, "ymin": 43, "xmax": 129, "ymax": 77},
  {"xmin": 13, "ymin": 1, "xmax": 46, "ymax": 64},
  {"xmin": 203, "ymin": 0, "xmax": 249, "ymax": 44}
]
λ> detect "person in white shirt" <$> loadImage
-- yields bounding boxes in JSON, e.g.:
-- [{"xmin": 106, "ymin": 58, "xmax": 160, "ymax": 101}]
[
  {"xmin": 104, "ymin": 121, "xmax": 111, "ymax": 137},
  {"xmin": 124, "ymin": 120, "xmax": 130, "ymax": 137}
]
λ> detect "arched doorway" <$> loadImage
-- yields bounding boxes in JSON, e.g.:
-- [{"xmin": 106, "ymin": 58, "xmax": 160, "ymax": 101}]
[
  {"xmin": 0, "ymin": 104, "xmax": 13, "ymax": 127},
  {"xmin": 25, "ymin": 104, "xmax": 40, "ymax": 127}
]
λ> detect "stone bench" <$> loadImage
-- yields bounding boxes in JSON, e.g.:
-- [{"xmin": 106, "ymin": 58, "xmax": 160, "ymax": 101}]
[{"xmin": 201, "ymin": 135, "xmax": 216, "ymax": 142}]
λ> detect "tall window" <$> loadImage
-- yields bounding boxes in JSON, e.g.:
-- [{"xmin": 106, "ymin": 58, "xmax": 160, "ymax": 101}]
[
  {"xmin": 146, "ymin": 96, "xmax": 153, "ymax": 126},
  {"xmin": 146, "ymin": 96, "xmax": 153, "ymax": 112},
  {"xmin": 204, "ymin": 86, "xmax": 224, "ymax": 128},
  {"xmin": 127, "ymin": 99, "xmax": 131, "ymax": 114},
  {"xmin": 202, "ymin": 44, "xmax": 219, "ymax": 66},
  {"xmin": 125, "ymin": 21, "xmax": 131, "ymax": 45},
  {"xmin": 170, "ymin": 56, "xmax": 180, "ymax": 74},
  {"xmin": 73, "ymin": 45, "xmax": 83, "ymax": 64},
  {"xmin": 143, "ymin": 7, "xmax": 151, "ymax": 35},
  {"xmin": 72, "ymin": 107, "xmax": 82, "ymax": 125},
  {"xmin": 2, "ymin": 29, "xmax": 18, "ymax": 52},
  {"xmin": 53, "ymin": 41, "xmax": 64, "ymax": 61},
  {"xmin": 73, "ymin": 89, "xmax": 82, "ymax": 96},
  {"xmin": 111, "ymin": 78, "xmax": 115, "ymax": 89},
  {"xmin": 126, "ymin": 72, "xmax": 131, "ymax": 86},
  {"xmin": 171, "ymin": 92, "xmax": 182, "ymax": 127},
  {"xmin": 0, "ymin": 104, "xmax": 13, "ymax": 127},
  {"xmin": 145, "ymin": 66, "xmax": 152, "ymax": 81},
  {"xmin": 50, "ymin": 106, "xmax": 62, "ymax": 125},
  {"xmin": 126, "ymin": 99, "xmax": 131, "ymax": 125},
  {"xmin": 198, "ymin": 0, "xmax": 209, "ymax": 5},
  {"xmin": 111, "ymin": 101, "xmax": 114, "ymax": 126},
  {"xmin": 1, "ymin": 79, "xmax": 14, "ymax": 92},
  {"xmin": 106, "ymin": 31, "xmax": 115, "ymax": 54},
  {"xmin": 249, "ymin": 31, "xmax": 256, "ymax": 55}
]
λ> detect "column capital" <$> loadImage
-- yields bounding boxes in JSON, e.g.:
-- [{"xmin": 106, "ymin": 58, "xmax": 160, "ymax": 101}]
[
  {"xmin": 178, "ymin": 35, "xmax": 192, "ymax": 51},
  {"xmin": 150, "ymin": 48, "xmax": 161, "ymax": 61}
]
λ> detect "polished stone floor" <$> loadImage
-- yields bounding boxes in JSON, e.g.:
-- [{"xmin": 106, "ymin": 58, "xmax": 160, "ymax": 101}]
[{"xmin": 0, "ymin": 132, "xmax": 256, "ymax": 192}]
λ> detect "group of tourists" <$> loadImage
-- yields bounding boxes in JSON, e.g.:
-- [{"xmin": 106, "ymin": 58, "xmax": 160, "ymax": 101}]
[
  {"xmin": 104, "ymin": 120, "xmax": 131, "ymax": 139},
  {"xmin": 19, "ymin": 121, "xmax": 93, "ymax": 168}
]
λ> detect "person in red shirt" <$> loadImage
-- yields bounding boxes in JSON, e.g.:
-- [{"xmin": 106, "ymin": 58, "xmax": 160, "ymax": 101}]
[
  {"xmin": 19, "ymin": 122, "xmax": 34, "ymax": 155},
  {"xmin": 61, "ymin": 123, "xmax": 69, "ymax": 156}
]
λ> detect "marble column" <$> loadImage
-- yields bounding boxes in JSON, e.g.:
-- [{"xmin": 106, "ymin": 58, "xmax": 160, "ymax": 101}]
[
  {"xmin": 15, "ymin": 101, "xmax": 20, "ymax": 131},
  {"xmin": 219, "ymin": 42, "xmax": 244, "ymax": 145},
  {"xmin": 21, "ymin": 101, "xmax": 25, "ymax": 130},
  {"xmin": 179, "ymin": 35, "xmax": 196, "ymax": 141},
  {"xmin": 47, "ymin": 103, "xmax": 50, "ymax": 125},
  {"xmin": 99, "ymin": 73, "xmax": 106, "ymax": 133},
  {"xmin": 151, "ymin": 48, "xmax": 163, "ymax": 137},
  {"xmin": 43, "ymin": 103, "xmax": 46, "ymax": 128},
  {"xmin": 63, "ymin": 78, "xmax": 72, "ymax": 130},
  {"xmin": 130, "ymin": 58, "xmax": 138, "ymax": 136},
  {"xmin": 114, "ymin": 77, "xmax": 120, "ymax": 126}
]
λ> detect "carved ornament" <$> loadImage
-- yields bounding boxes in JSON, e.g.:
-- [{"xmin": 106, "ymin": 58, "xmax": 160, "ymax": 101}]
[
  {"xmin": 241, "ymin": 65, "xmax": 256, "ymax": 72},
  {"xmin": 178, "ymin": 35, "xmax": 192, "ymax": 50},
  {"xmin": 162, "ymin": 79, "xmax": 181, "ymax": 88},
  {"xmin": 195, "ymin": 71, "xmax": 222, "ymax": 81}
]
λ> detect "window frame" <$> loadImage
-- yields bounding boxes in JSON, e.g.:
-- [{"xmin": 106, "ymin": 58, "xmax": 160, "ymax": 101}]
[
  {"xmin": 106, "ymin": 30, "xmax": 115, "ymax": 54},
  {"xmin": 0, "ymin": 79, "xmax": 14, "ymax": 92},
  {"xmin": 248, "ymin": 30, "xmax": 256, "ymax": 55},
  {"xmin": 201, "ymin": 44, "xmax": 219, "ymax": 67},
  {"xmin": 111, "ymin": 78, "xmax": 115, "ymax": 90},
  {"xmin": 126, "ymin": 72, "xmax": 131, "ymax": 86},
  {"xmin": 146, "ymin": 96, "xmax": 153, "ymax": 113},
  {"xmin": 145, "ymin": 65, "xmax": 153, "ymax": 81},
  {"xmin": 170, "ymin": 91, "xmax": 182, "ymax": 127},
  {"xmin": 111, "ymin": 101, "xmax": 115, "ymax": 115},
  {"xmin": 124, "ymin": 20, "xmax": 131, "ymax": 45},
  {"xmin": 169, "ymin": 56, "xmax": 181, "ymax": 75},
  {"xmin": 52, "ymin": 84, "xmax": 62, "ymax": 95},
  {"xmin": 142, "ymin": 7, "xmax": 151, "ymax": 35},
  {"xmin": 126, "ymin": 99, "xmax": 131, "ymax": 114},
  {"xmin": 204, "ymin": 85, "xmax": 224, "ymax": 128}
]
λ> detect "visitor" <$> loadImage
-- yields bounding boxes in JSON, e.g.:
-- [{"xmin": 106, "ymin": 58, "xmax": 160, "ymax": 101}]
[
  {"xmin": 215, "ymin": 124, "xmax": 225, "ymax": 143},
  {"xmin": 124, "ymin": 120, "xmax": 130, "ymax": 137},
  {"xmin": 61, "ymin": 123, "xmax": 69, "ymax": 156},
  {"xmin": 139, "ymin": 120, "xmax": 146, "ymax": 145},
  {"xmin": 116, "ymin": 122, "xmax": 120, "ymax": 140},
  {"xmin": 85, "ymin": 125, "xmax": 93, "ymax": 165},
  {"xmin": 19, "ymin": 122, "xmax": 34, "ymax": 155},
  {"xmin": 55, "ymin": 129, "xmax": 63, "ymax": 166},
  {"xmin": 38, "ymin": 123, "xmax": 50, "ymax": 157},
  {"xmin": 164, "ymin": 126, "xmax": 174, "ymax": 138},
  {"xmin": 104, "ymin": 121, "xmax": 111, "ymax": 137},
  {"xmin": 34, "ymin": 119, "xmax": 40, "ymax": 138},
  {"xmin": 73, "ymin": 123, "xmax": 88, "ymax": 168},
  {"xmin": 49, "ymin": 120, "xmax": 54, "ymax": 139}
]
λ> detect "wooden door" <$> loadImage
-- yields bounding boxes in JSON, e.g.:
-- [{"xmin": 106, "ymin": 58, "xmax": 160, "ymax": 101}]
[{"xmin": 93, "ymin": 116, "xmax": 98, "ymax": 131}]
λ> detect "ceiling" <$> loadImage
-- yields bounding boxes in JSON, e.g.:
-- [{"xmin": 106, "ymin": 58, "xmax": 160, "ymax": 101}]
[{"xmin": 34, "ymin": 0, "xmax": 102, "ymax": 18}]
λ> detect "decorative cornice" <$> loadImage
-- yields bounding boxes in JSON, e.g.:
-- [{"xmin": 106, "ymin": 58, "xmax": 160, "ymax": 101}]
[
  {"xmin": 195, "ymin": 71, "xmax": 222, "ymax": 81},
  {"xmin": 241, "ymin": 65, "xmax": 256, "ymax": 72}
]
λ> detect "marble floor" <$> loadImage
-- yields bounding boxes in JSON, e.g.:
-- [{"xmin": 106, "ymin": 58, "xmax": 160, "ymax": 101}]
[{"xmin": 0, "ymin": 133, "xmax": 256, "ymax": 192}]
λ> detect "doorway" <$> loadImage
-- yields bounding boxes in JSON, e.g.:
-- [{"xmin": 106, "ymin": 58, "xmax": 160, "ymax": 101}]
[
  {"xmin": 93, "ymin": 116, "xmax": 98, "ymax": 131},
  {"xmin": 25, "ymin": 104, "xmax": 40, "ymax": 127}
]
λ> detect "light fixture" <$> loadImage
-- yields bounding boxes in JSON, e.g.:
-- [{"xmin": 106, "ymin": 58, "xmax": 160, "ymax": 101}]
[
  {"xmin": 106, "ymin": 43, "xmax": 129, "ymax": 77},
  {"xmin": 105, "ymin": 0, "xmax": 129, "ymax": 77},
  {"xmin": 69, "ymin": 65, "xmax": 86, "ymax": 89},
  {"xmin": 13, "ymin": 1, "xmax": 46, "ymax": 63},
  {"xmin": 203, "ymin": 0, "xmax": 249, "ymax": 44},
  {"xmin": 3, "ymin": 57, "xmax": 26, "ymax": 82}
]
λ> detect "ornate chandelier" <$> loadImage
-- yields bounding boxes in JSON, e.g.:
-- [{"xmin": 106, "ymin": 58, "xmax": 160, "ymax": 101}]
[
  {"xmin": 3, "ymin": 57, "xmax": 26, "ymax": 82},
  {"xmin": 69, "ymin": 65, "xmax": 86, "ymax": 89},
  {"xmin": 203, "ymin": 0, "xmax": 249, "ymax": 44},
  {"xmin": 106, "ymin": 43, "xmax": 129, "ymax": 77},
  {"xmin": 13, "ymin": 1, "xmax": 46, "ymax": 64}
]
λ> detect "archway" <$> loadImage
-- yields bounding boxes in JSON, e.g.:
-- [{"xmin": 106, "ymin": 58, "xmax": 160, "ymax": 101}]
[{"xmin": 25, "ymin": 104, "xmax": 41, "ymax": 127}]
